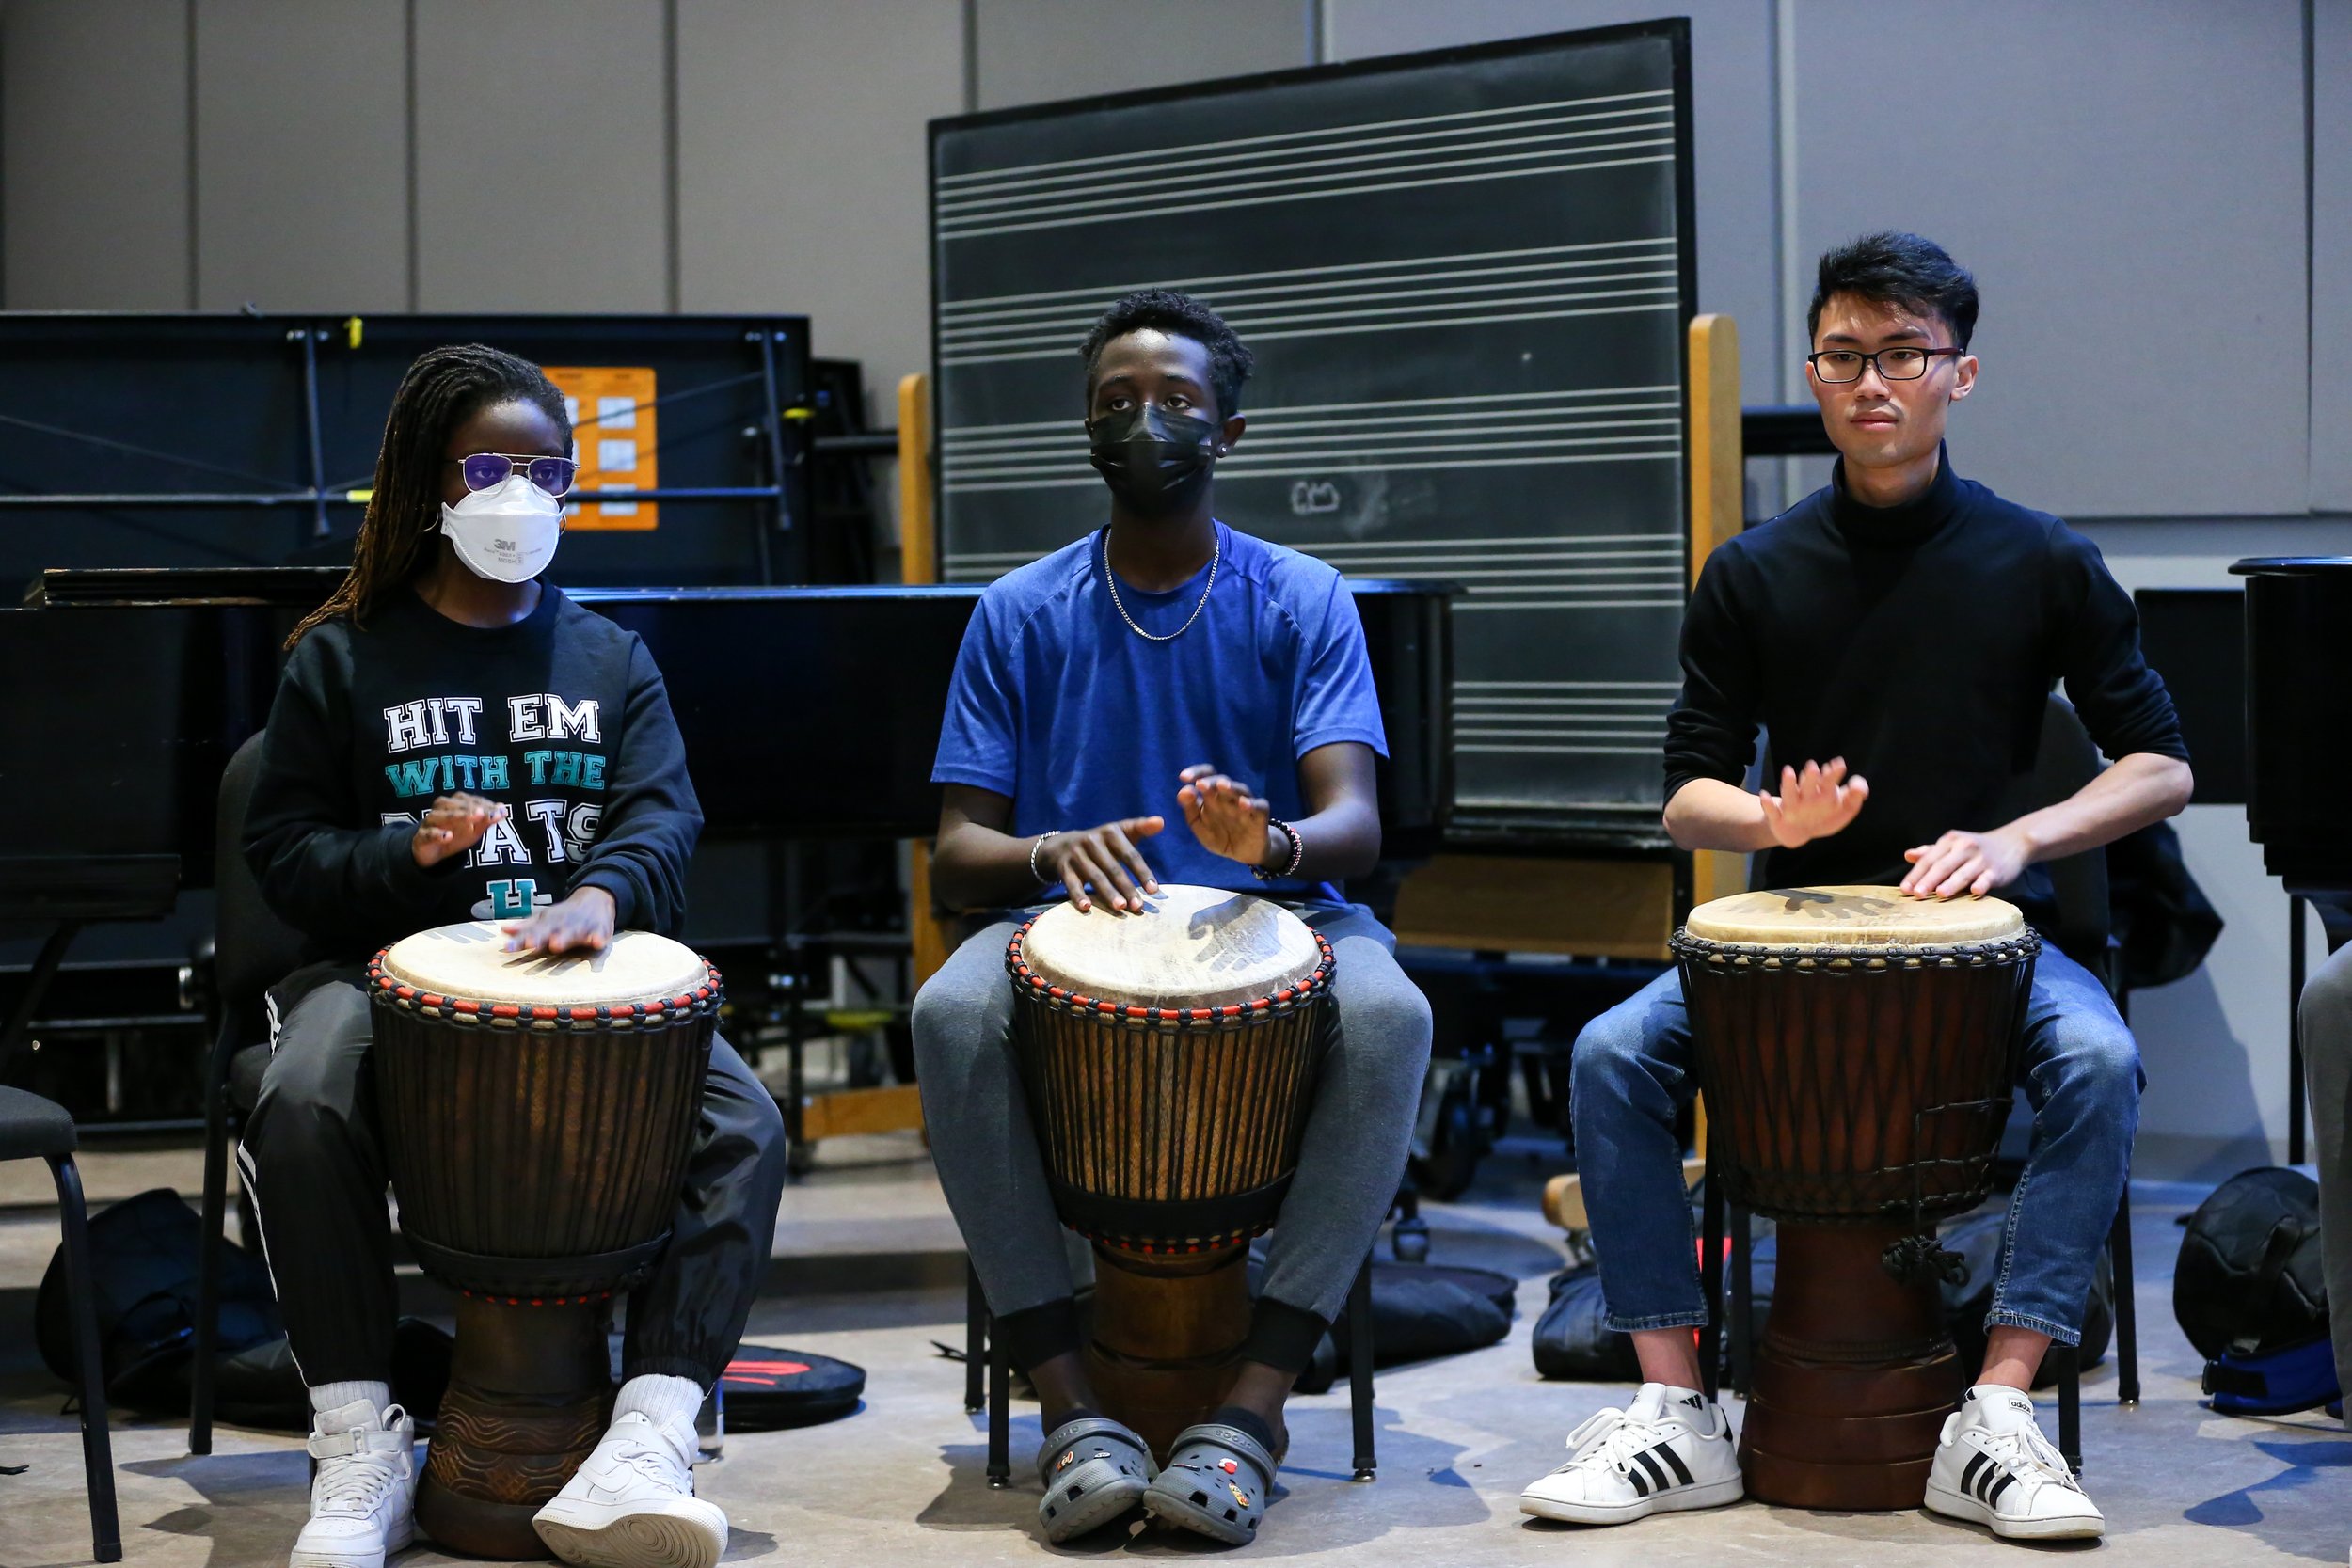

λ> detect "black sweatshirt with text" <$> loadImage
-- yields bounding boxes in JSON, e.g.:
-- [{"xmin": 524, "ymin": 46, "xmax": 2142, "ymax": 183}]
[
  {"xmin": 1662, "ymin": 447, "xmax": 2188, "ymax": 922},
  {"xmin": 244, "ymin": 584, "xmax": 702, "ymax": 965}
]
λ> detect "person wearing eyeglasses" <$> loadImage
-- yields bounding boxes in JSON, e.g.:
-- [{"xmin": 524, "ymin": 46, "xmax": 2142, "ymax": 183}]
[
  {"xmin": 239, "ymin": 344, "xmax": 784, "ymax": 1568},
  {"xmin": 1520, "ymin": 233, "xmax": 2191, "ymax": 1543}
]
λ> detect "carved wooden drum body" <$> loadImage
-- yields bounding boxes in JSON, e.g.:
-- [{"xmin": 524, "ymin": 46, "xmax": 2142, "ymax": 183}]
[
  {"xmin": 1673, "ymin": 886, "xmax": 2036, "ymax": 1511},
  {"xmin": 369, "ymin": 922, "xmax": 719, "ymax": 1559},
  {"xmin": 1007, "ymin": 886, "xmax": 1332, "ymax": 1456}
]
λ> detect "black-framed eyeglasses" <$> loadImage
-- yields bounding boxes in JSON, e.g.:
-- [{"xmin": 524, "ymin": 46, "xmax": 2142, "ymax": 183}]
[
  {"xmin": 1806, "ymin": 347, "xmax": 1964, "ymax": 384},
  {"xmin": 448, "ymin": 451, "xmax": 581, "ymax": 498}
]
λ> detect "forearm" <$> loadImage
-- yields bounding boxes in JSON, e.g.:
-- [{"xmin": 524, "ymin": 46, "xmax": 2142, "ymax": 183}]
[
  {"xmin": 1267, "ymin": 799, "xmax": 1379, "ymax": 881},
  {"xmin": 1663, "ymin": 778, "xmax": 1779, "ymax": 854},
  {"xmin": 933, "ymin": 820, "xmax": 1057, "ymax": 911},
  {"xmin": 2003, "ymin": 752, "xmax": 2193, "ymax": 865}
]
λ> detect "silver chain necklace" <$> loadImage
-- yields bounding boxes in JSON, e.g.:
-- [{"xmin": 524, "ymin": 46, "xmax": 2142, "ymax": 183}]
[{"xmin": 1102, "ymin": 530, "xmax": 1218, "ymax": 642}]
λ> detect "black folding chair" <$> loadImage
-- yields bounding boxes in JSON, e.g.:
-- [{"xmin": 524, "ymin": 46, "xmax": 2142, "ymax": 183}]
[{"xmin": 0, "ymin": 1086, "xmax": 122, "ymax": 1562}]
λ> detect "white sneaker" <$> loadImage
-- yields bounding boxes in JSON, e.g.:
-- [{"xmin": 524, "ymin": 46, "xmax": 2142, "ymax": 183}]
[
  {"xmin": 1520, "ymin": 1384, "xmax": 1745, "ymax": 1525},
  {"xmin": 1923, "ymin": 1386, "xmax": 2106, "ymax": 1541},
  {"xmin": 290, "ymin": 1400, "xmax": 417, "ymax": 1568},
  {"xmin": 532, "ymin": 1410, "xmax": 729, "ymax": 1568}
]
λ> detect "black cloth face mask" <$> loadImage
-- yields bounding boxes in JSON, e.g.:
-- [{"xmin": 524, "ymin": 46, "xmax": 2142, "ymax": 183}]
[{"xmin": 1087, "ymin": 404, "xmax": 1218, "ymax": 517}]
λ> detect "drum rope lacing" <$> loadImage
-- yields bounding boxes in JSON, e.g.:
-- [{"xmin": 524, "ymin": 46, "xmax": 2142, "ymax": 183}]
[{"xmin": 1671, "ymin": 926, "xmax": 2040, "ymax": 1282}]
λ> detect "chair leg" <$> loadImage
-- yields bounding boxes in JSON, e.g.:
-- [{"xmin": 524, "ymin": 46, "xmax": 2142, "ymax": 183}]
[
  {"xmin": 986, "ymin": 1301, "xmax": 1010, "ymax": 1488},
  {"xmin": 2055, "ymin": 1342, "xmax": 2082, "ymax": 1477},
  {"xmin": 50, "ymin": 1155, "xmax": 123, "ymax": 1563},
  {"xmin": 191, "ymin": 1025, "xmax": 241, "ymax": 1456},
  {"xmin": 1348, "ymin": 1254, "xmax": 1376, "ymax": 1481},
  {"xmin": 2109, "ymin": 1192, "xmax": 2139, "ymax": 1406},
  {"xmin": 963, "ymin": 1260, "xmax": 986, "ymax": 1414},
  {"xmin": 1697, "ymin": 1161, "xmax": 1724, "ymax": 1402},
  {"xmin": 1728, "ymin": 1206, "xmax": 1753, "ymax": 1398}
]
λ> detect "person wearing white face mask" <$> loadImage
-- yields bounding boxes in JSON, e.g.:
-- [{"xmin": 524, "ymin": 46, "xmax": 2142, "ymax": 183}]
[{"xmin": 240, "ymin": 344, "xmax": 786, "ymax": 1568}]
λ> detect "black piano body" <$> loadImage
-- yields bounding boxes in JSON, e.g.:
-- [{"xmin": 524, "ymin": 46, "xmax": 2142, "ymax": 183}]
[{"xmin": 2232, "ymin": 556, "xmax": 2352, "ymax": 895}]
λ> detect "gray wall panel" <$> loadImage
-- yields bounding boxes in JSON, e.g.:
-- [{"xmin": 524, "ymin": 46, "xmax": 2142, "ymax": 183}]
[
  {"xmin": 193, "ymin": 0, "xmax": 409, "ymax": 313},
  {"xmin": 972, "ymin": 0, "xmax": 1311, "ymax": 111},
  {"xmin": 412, "ymin": 0, "xmax": 669, "ymax": 312},
  {"xmin": 1793, "ymin": 0, "xmax": 2309, "ymax": 518},
  {"xmin": 2, "ymin": 0, "xmax": 192, "ymax": 309},
  {"xmin": 2314, "ymin": 0, "xmax": 2352, "ymax": 510},
  {"xmin": 675, "ymin": 0, "xmax": 964, "ymax": 407},
  {"xmin": 1325, "ymin": 0, "xmax": 1783, "ymax": 410}
]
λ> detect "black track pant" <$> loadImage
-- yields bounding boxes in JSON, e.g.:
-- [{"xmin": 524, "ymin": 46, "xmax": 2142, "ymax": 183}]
[{"xmin": 240, "ymin": 961, "xmax": 789, "ymax": 1389}]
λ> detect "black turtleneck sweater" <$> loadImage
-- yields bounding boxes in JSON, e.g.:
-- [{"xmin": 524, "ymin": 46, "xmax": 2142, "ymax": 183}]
[{"xmin": 1663, "ymin": 447, "xmax": 2188, "ymax": 918}]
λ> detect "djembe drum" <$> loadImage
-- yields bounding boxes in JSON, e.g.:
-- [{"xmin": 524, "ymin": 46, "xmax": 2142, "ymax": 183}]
[
  {"xmin": 1007, "ymin": 885, "xmax": 1333, "ymax": 1458},
  {"xmin": 368, "ymin": 922, "xmax": 720, "ymax": 1559},
  {"xmin": 1672, "ymin": 886, "xmax": 2037, "ymax": 1511}
]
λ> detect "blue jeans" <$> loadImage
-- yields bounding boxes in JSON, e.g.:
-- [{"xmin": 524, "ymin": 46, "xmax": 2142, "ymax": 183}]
[{"xmin": 1572, "ymin": 944, "xmax": 2140, "ymax": 1346}]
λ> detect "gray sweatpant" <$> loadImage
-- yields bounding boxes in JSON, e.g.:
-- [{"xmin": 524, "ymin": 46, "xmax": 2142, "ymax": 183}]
[
  {"xmin": 913, "ymin": 900, "xmax": 1431, "ymax": 1338},
  {"xmin": 2296, "ymin": 942, "xmax": 2352, "ymax": 1422}
]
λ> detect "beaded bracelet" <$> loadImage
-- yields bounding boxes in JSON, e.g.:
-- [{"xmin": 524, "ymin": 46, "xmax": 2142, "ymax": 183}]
[{"xmin": 1251, "ymin": 818, "xmax": 1305, "ymax": 882}]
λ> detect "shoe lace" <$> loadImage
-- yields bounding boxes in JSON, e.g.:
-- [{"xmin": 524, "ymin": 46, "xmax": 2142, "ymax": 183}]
[
  {"xmin": 1978, "ymin": 1423, "xmax": 2079, "ymax": 1495},
  {"xmin": 1555, "ymin": 1408, "xmax": 1672, "ymax": 1477},
  {"xmin": 609, "ymin": 1419, "xmax": 694, "ymax": 1489}
]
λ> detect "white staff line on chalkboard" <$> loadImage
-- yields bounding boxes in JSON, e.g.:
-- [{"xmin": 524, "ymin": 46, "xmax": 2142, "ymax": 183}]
[
  {"xmin": 943, "ymin": 450, "xmax": 1680, "ymax": 492},
  {"xmin": 936, "ymin": 87, "xmax": 1672, "ymax": 187},
  {"xmin": 942, "ymin": 299, "xmax": 1682, "ymax": 365},
  {"xmin": 941, "ymin": 153, "xmax": 1677, "ymax": 242},
  {"xmin": 939, "ymin": 240, "xmax": 1672, "ymax": 315},
  {"xmin": 1461, "ymin": 695, "xmax": 1677, "ymax": 705},
  {"xmin": 938, "ymin": 542, "xmax": 1683, "ymax": 567},
  {"xmin": 943, "ymin": 388, "xmax": 1678, "ymax": 440},
  {"xmin": 1456, "ymin": 602, "xmax": 1687, "ymax": 612},
  {"xmin": 938, "ymin": 103, "xmax": 1670, "ymax": 202},
  {"xmin": 1459, "ymin": 678, "xmax": 1681, "ymax": 688},
  {"xmin": 1313, "ymin": 539, "xmax": 1682, "ymax": 553},
  {"xmin": 937, "ymin": 111, "xmax": 1676, "ymax": 214},
  {"xmin": 942, "ymin": 269, "xmax": 1681, "ymax": 342},
  {"xmin": 942, "ymin": 250, "xmax": 1676, "ymax": 329},
  {"xmin": 1455, "ymin": 745, "xmax": 1665, "ymax": 756},
  {"xmin": 951, "ymin": 430, "xmax": 1677, "ymax": 472},
  {"xmin": 1253, "ymin": 557, "xmax": 1686, "ymax": 573},
  {"xmin": 946, "ymin": 421, "xmax": 1683, "ymax": 469},
  {"xmin": 939, "ymin": 144, "xmax": 1678, "ymax": 238},
  {"xmin": 943, "ymin": 275, "xmax": 1683, "ymax": 348},
  {"xmin": 946, "ymin": 437, "xmax": 1679, "ymax": 483},
  {"xmin": 944, "ymin": 410, "xmax": 1680, "ymax": 457}
]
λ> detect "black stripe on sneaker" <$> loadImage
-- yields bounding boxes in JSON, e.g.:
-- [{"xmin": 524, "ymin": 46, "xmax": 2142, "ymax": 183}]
[
  {"xmin": 1626, "ymin": 1465, "xmax": 1650, "ymax": 1497},
  {"xmin": 1656, "ymin": 1444, "xmax": 1695, "ymax": 1487},
  {"xmin": 1963, "ymin": 1453, "xmax": 1988, "ymax": 1497},
  {"xmin": 1633, "ymin": 1450, "xmax": 1670, "ymax": 1491},
  {"xmin": 1986, "ymin": 1470, "xmax": 2015, "ymax": 1508}
]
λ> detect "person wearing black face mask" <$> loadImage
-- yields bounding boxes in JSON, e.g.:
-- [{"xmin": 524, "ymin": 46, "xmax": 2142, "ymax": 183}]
[{"xmin": 912, "ymin": 290, "xmax": 1433, "ymax": 1549}]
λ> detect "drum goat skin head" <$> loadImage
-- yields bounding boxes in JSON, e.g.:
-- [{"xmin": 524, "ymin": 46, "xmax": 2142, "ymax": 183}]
[
  {"xmin": 378, "ymin": 920, "xmax": 707, "ymax": 1006},
  {"xmin": 1017, "ymin": 885, "xmax": 1323, "ymax": 1010},
  {"xmin": 1686, "ymin": 885, "xmax": 2025, "ymax": 946}
]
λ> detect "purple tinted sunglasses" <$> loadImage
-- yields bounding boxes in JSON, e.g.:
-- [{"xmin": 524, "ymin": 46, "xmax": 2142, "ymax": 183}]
[{"xmin": 449, "ymin": 451, "xmax": 581, "ymax": 498}]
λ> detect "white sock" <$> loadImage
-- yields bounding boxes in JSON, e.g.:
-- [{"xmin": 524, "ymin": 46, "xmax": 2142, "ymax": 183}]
[
  {"xmin": 310, "ymin": 1380, "xmax": 391, "ymax": 1427},
  {"xmin": 613, "ymin": 1372, "xmax": 705, "ymax": 1433},
  {"xmin": 1661, "ymin": 1384, "xmax": 1708, "ymax": 1406}
]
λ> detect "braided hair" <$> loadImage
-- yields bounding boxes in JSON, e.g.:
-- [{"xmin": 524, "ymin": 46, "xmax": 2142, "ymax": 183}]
[{"xmin": 286, "ymin": 343, "xmax": 572, "ymax": 649}]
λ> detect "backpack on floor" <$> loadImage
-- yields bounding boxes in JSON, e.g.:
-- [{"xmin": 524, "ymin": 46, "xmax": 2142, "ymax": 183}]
[
  {"xmin": 34, "ymin": 1186, "xmax": 280, "ymax": 1411},
  {"xmin": 2174, "ymin": 1167, "xmax": 2338, "ymax": 1417}
]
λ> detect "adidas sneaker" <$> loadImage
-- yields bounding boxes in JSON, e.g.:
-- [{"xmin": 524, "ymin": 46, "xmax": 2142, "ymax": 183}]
[
  {"xmin": 1923, "ymin": 1385, "xmax": 2105, "ymax": 1542},
  {"xmin": 1520, "ymin": 1384, "xmax": 1744, "ymax": 1526}
]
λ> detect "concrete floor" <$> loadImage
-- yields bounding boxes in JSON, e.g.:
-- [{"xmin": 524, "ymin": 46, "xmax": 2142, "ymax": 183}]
[{"xmin": 2, "ymin": 1134, "xmax": 2345, "ymax": 1568}]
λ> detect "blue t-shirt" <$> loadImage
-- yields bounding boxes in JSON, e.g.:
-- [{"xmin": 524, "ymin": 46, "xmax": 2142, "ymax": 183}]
[{"xmin": 933, "ymin": 522, "xmax": 1388, "ymax": 894}]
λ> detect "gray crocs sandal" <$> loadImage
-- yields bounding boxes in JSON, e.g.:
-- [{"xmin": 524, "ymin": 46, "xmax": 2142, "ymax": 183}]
[
  {"xmin": 1036, "ymin": 1415, "xmax": 1154, "ymax": 1543},
  {"xmin": 1142, "ymin": 1422, "xmax": 1278, "ymax": 1545}
]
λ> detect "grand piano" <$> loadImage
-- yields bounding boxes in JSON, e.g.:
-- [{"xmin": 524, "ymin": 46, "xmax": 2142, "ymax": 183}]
[{"xmin": 0, "ymin": 567, "xmax": 1453, "ymax": 1083}]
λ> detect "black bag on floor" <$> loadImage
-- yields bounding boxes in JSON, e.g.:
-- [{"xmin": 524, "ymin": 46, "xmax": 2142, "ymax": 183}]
[
  {"xmin": 34, "ymin": 1186, "xmax": 280, "ymax": 1410},
  {"xmin": 2174, "ymin": 1167, "xmax": 2337, "ymax": 1416},
  {"xmin": 1530, "ymin": 1262, "xmax": 1642, "ymax": 1382},
  {"xmin": 1279, "ymin": 1259, "xmax": 1518, "ymax": 1394}
]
